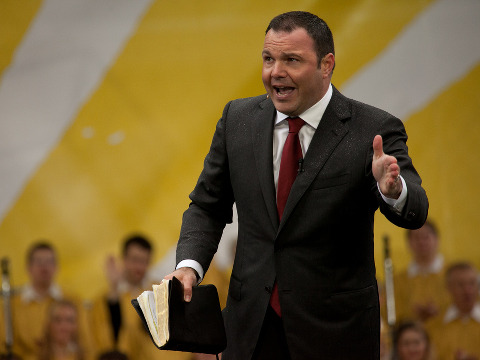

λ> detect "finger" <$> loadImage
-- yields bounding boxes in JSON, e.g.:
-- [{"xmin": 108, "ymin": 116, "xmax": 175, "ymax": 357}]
[
  {"xmin": 164, "ymin": 268, "xmax": 197, "ymax": 302},
  {"xmin": 372, "ymin": 135, "xmax": 383, "ymax": 159},
  {"xmin": 183, "ymin": 282, "xmax": 193, "ymax": 302}
]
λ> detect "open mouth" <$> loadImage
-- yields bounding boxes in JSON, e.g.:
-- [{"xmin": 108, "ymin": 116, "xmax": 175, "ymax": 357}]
[{"xmin": 274, "ymin": 86, "xmax": 295, "ymax": 98}]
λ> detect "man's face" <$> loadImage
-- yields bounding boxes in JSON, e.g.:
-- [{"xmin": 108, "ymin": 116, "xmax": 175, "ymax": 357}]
[
  {"xmin": 123, "ymin": 244, "xmax": 151, "ymax": 286},
  {"xmin": 408, "ymin": 225, "xmax": 438, "ymax": 261},
  {"xmin": 262, "ymin": 28, "xmax": 332, "ymax": 117},
  {"xmin": 447, "ymin": 268, "xmax": 479, "ymax": 314},
  {"xmin": 28, "ymin": 248, "xmax": 57, "ymax": 288}
]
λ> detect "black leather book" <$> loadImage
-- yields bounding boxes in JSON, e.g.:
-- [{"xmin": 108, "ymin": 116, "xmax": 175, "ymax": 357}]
[{"xmin": 131, "ymin": 276, "xmax": 226, "ymax": 355}]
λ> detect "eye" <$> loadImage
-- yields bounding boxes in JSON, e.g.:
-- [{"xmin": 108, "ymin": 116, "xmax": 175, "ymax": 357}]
[
  {"xmin": 263, "ymin": 56, "xmax": 273, "ymax": 62},
  {"xmin": 288, "ymin": 57, "xmax": 299, "ymax": 62}
]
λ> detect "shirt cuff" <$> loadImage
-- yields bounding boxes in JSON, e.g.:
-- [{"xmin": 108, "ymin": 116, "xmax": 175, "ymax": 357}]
[
  {"xmin": 176, "ymin": 259, "xmax": 204, "ymax": 283},
  {"xmin": 377, "ymin": 176, "xmax": 408, "ymax": 214}
]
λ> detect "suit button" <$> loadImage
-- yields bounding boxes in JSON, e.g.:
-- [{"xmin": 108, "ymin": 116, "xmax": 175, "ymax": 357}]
[{"xmin": 265, "ymin": 286, "xmax": 272, "ymax": 294}]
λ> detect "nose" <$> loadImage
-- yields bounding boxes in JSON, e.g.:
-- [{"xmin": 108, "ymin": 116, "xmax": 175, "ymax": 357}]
[{"xmin": 271, "ymin": 61, "xmax": 286, "ymax": 78}]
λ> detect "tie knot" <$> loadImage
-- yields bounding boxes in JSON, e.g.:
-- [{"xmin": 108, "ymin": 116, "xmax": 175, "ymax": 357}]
[{"xmin": 287, "ymin": 117, "xmax": 305, "ymax": 134}]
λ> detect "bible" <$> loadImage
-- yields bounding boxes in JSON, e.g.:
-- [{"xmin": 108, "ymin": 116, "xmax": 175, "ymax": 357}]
[{"xmin": 131, "ymin": 276, "xmax": 227, "ymax": 355}]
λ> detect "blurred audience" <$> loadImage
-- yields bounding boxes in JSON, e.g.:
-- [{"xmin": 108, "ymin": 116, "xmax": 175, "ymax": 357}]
[
  {"xmin": 89, "ymin": 234, "xmax": 189, "ymax": 360},
  {"xmin": 392, "ymin": 321, "xmax": 434, "ymax": 360},
  {"xmin": 427, "ymin": 262, "xmax": 480, "ymax": 360},
  {"xmin": 4, "ymin": 242, "xmax": 92, "ymax": 360},
  {"xmin": 36, "ymin": 299, "xmax": 91, "ymax": 360},
  {"xmin": 394, "ymin": 220, "xmax": 449, "ymax": 322},
  {"xmin": 7, "ymin": 230, "xmax": 480, "ymax": 360}
]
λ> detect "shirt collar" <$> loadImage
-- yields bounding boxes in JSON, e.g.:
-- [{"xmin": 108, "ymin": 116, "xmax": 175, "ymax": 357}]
[
  {"xmin": 407, "ymin": 254, "xmax": 444, "ymax": 277},
  {"xmin": 20, "ymin": 283, "xmax": 63, "ymax": 303},
  {"xmin": 443, "ymin": 303, "xmax": 480, "ymax": 324},
  {"xmin": 275, "ymin": 83, "xmax": 333, "ymax": 129}
]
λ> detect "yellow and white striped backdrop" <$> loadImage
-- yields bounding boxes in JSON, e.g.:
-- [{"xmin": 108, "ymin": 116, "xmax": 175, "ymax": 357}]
[{"xmin": 1, "ymin": 0, "xmax": 479, "ymax": 299}]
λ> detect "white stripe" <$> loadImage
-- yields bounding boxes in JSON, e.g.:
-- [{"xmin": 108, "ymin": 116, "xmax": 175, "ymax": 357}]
[
  {"xmin": 341, "ymin": 0, "xmax": 480, "ymax": 120},
  {"xmin": 0, "ymin": 0, "xmax": 153, "ymax": 221}
]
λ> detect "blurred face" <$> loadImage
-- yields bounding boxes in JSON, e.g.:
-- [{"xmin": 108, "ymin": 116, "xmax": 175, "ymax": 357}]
[
  {"xmin": 408, "ymin": 225, "xmax": 438, "ymax": 263},
  {"xmin": 49, "ymin": 304, "xmax": 78, "ymax": 345},
  {"xmin": 28, "ymin": 248, "xmax": 57, "ymax": 288},
  {"xmin": 262, "ymin": 28, "xmax": 333, "ymax": 117},
  {"xmin": 447, "ymin": 268, "xmax": 479, "ymax": 314},
  {"xmin": 397, "ymin": 328, "xmax": 428, "ymax": 360},
  {"xmin": 123, "ymin": 244, "xmax": 151, "ymax": 286}
]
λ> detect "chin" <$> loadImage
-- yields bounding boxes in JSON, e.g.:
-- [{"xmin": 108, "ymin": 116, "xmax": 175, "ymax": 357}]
[{"xmin": 272, "ymin": 103, "xmax": 294, "ymax": 116}]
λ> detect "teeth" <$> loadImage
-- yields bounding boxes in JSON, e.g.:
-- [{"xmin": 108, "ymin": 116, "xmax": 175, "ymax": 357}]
[{"xmin": 275, "ymin": 87, "xmax": 293, "ymax": 96}]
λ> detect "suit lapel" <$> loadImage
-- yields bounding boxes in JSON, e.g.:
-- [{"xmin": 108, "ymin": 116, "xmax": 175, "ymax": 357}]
[
  {"xmin": 278, "ymin": 87, "xmax": 351, "ymax": 234},
  {"xmin": 252, "ymin": 96, "xmax": 279, "ymax": 231}
]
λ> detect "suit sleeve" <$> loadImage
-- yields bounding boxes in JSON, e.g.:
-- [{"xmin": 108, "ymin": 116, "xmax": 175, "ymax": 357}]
[
  {"xmin": 369, "ymin": 115, "xmax": 429, "ymax": 229},
  {"xmin": 176, "ymin": 101, "xmax": 235, "ymax": 274}
]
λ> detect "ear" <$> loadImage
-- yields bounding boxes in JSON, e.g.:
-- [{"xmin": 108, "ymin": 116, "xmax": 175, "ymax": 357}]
[{"xmin": 321, "ymin": 53, "xmax": 335, "ymax": 78}]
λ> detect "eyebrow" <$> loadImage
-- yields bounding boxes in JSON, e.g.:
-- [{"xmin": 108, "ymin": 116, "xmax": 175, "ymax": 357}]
[{"xmin": 261, "ymin": 50, "xmax": 302, "ymax": 58}]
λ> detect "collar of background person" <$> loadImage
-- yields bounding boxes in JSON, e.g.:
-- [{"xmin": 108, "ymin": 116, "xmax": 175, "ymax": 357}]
[
  {"xmin": 443, "ymin": 303, "xmax": 480, "ymax": 324},
  {"xmin": 21, "ymin": 283, "xmax": 63, "ymax": 303},
  {"xmin": 407, "ymin": 254, "xmax": 444, "ymax": 277}
]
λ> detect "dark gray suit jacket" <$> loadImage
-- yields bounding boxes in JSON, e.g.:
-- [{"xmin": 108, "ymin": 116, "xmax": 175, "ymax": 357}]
[{"xmin": 176, "ymin": 86, "xmax": 428, "ymax": 360}]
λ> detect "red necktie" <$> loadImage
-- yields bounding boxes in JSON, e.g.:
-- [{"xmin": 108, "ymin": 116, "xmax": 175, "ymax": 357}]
[{"xmin": 270, "ymin": 117, "xmax": 305, "ymax": 317}]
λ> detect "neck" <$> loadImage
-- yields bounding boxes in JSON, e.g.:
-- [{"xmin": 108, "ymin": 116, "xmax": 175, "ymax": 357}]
[
  {"xmin": 458, "ymin": 304, "xmax": 475, "ymax": 316},
  {"xmin": 32, "ymin": 282, "xmax": 51, "ymax": 298},
  {"xmin": 52, "ymin": 342, "xmax": 74, "ymax": 356},
  {"xmin": 414, "ymin": 254, "xmax": 437, "ymax": 269}
]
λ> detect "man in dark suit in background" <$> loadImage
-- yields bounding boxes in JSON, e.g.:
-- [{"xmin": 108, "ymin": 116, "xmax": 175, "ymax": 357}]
[{"xmin": 165, "ymin": 11, "xmax": 428, "ymax": 360}]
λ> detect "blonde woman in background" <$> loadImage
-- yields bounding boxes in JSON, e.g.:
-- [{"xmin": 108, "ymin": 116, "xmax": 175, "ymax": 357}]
[
  {"xmin": 37, "ymin": 300, "xmax": 91, "ymax": 360},
  {"xmin": 392, "ymin": 321, "xmax": 435, "ymax": 360}
]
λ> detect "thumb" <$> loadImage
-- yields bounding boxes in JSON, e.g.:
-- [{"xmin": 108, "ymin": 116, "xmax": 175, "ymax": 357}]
[{"xmin": 373, "ymin": 135, "xmax": 384, "ymax": 159}]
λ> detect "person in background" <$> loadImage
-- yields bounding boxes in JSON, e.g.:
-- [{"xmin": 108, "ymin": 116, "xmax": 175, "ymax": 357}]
[
  {"xmin": 90, "ymin": 234, "xmax": 189, "ymax": 360},
  {"xmin": 427, "ymin": 262, "xmax": 480, "ymax": 360},
  {"xmin": 394, "ymin": 220, "xmax": 449, "ymax": 323},
  {"xmin": 36, "ymin": 300, "xmax": 91, "ymax": 360},
  {"xmin": 6, "ymin": 242, "xmax": 92, "ymax": 360},
  {"xmin": 392, "ymin": 321, "xmax": 434, "ymax": 360}
]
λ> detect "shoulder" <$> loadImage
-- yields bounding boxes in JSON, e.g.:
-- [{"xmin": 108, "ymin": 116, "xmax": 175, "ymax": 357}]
[
  {"xmin": 332, "ymin": 85, "xmax": 400, "ymax": 126},
  {"xmin": 223, "ymin": 94, "xmax": 271, "ymax": 114}
]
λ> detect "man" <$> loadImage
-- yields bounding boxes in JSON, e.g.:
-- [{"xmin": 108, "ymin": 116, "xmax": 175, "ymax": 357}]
[
  {"xmin": 394, "ymin": 219, "xmax": 449, "ymax": 322},
  {"xmin": 427, "ymin": 262, "xmax": 480, "ymax": 360},
  {"xmin": 165, "ymin": 11, "xmax": 428, "ymax": 360},
  {"xmin": 90, "ymin": 234, "xmax": 189, "ymax": 360},
  {"xmin": 6, "ymin": 242, "xmax": 93, "ymax": 359}
]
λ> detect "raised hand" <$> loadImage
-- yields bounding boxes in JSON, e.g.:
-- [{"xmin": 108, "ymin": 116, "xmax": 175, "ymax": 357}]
[
  {"xmin": 105, "ymin": 254, "xmax": 123, "ymax": 301},
  {"xmin": 372, "ymin": 135, "xmax": 403, "ymax": 199}
]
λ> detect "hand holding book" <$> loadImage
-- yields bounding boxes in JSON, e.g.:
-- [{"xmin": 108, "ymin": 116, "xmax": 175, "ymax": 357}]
[{"xmin": 131, "ymin": 277, "xmax": 227, "ymax": 356}]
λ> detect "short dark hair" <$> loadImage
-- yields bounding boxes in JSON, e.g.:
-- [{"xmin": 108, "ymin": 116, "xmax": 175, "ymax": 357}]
[
  {"xmin": 266, "ymin": 11, "xmax": 335, "ymax": 65},
  {"xmin": 406, "ymin": 219, "xmax": 438, "ymax": 239},
  {"xmin": 122, "ymin": 234, "xmax": 152, "ymax": 257},
  {"xmin": 26, "ymin": 241, "xmax": 56, "ymax": 265},
  {"xmin": 446, "ymin": 261, "xmax": 477, "ymax": 282}
]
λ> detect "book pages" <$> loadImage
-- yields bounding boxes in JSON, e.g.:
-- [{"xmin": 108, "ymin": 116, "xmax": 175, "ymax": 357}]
[
  {"xmin": 136, "ymin": 290, "xmax": 162, "ymax": 346},
  {"xmin": 153, "ymin": 280, "xmax": 170, "ymax": 346}
]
